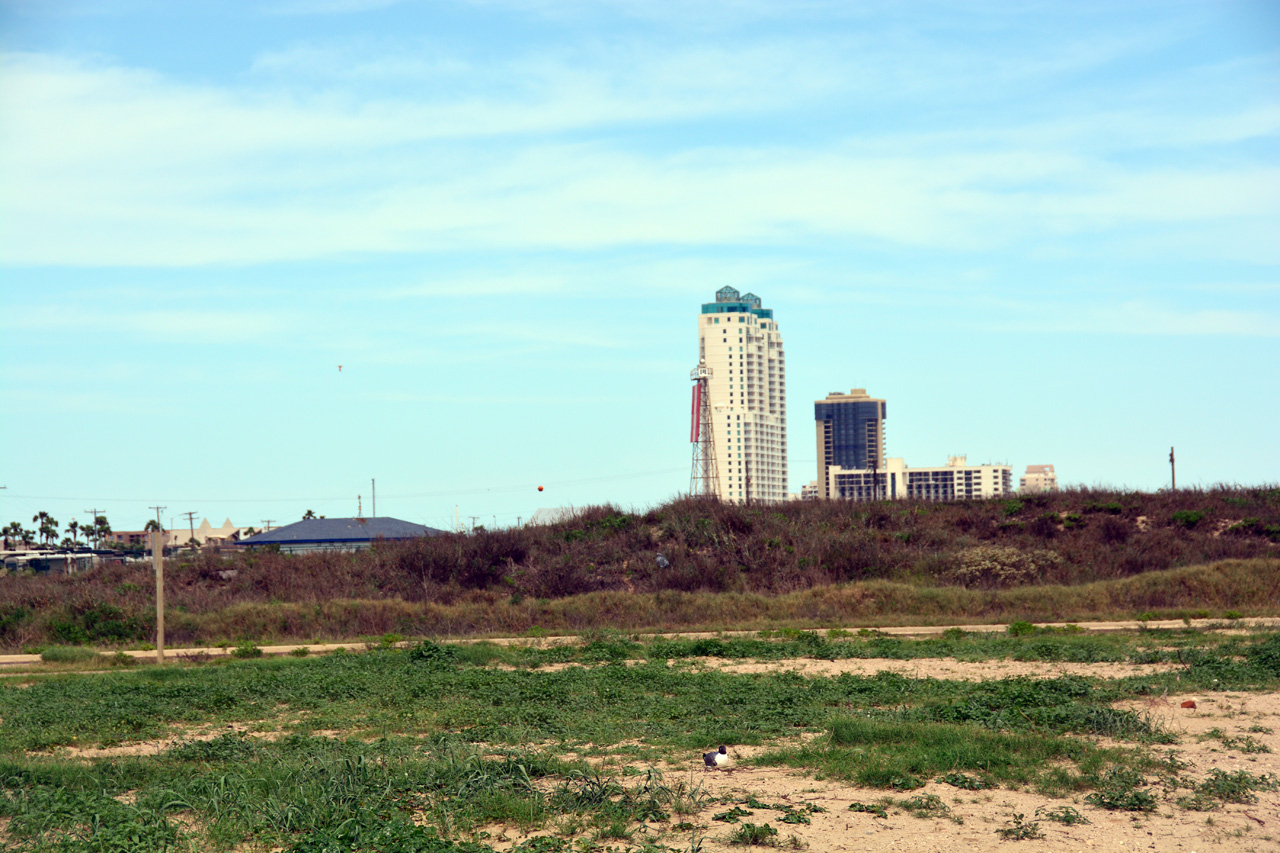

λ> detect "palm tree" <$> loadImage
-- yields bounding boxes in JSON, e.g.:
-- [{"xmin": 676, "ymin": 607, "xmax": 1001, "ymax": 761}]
[
  {"xmin": 3, "ymin": 521, "xmax": 26, "ymax": 549},
  {"xmin": 5, "ymin": 523, "xmax": 34, "ymax": 549},
  {"xmin": 302, "ymin": 509, "xmax": 318, "ymax": 520},
  {"xmin": 33, "ymin": 512, "xmax": 59, "ymax": 546},
  {"xmin": 90, "ymin": 514, "xmax": 111, "ymax": 549},
  {"xmin": 66, "ymin": 519, "xmax": 81, "ymax": 546}
]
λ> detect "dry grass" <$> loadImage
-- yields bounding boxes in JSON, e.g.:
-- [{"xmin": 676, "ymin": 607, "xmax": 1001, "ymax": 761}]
[{"xmin": 1, "ymin": 486, "xmax": 1277, "ymax": 649}]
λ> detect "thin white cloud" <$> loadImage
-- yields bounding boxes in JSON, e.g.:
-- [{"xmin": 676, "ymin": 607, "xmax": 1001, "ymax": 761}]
[
  {"xmin": 2, "ymin": 21, "xmax": 1278, "ymax": 267},
  {"xmin": 2, "ymin": 305, "xmax": 285, "ymax": 342},
  {"xmin": 986, "ymin": 297, "xmax": 1280, "ymax": 337}
]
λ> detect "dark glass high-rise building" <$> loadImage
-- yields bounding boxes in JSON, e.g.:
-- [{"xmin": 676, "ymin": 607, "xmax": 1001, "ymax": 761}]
[{"xmin": 814, "ymin": 389, "xmax": 886, "ymax": 499}]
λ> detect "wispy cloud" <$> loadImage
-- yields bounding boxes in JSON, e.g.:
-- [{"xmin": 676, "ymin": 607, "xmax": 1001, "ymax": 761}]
[
  {"xmin": 2, "ymin": 11, "xmax": 1277, "ymax": 268},
  {"xmin": 987, "ymin": 297, "xmax": 1280, "ymax": 337},
  {"xmin": 1, "ymin": 304, "xmax": 285, "ymax": 342}
]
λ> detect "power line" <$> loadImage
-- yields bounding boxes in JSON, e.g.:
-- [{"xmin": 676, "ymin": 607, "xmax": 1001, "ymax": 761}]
[{"xmin": 1, "ymin": 467, "xmax": 692, "ymax": 506}]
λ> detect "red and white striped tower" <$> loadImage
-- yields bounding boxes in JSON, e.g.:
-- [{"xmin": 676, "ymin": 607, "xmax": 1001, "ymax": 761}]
[{"xmin": 689, "ymin": 361, "xmax": 720, "ymax": 499}]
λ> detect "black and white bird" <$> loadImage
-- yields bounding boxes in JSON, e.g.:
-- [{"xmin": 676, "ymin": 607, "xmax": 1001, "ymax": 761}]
[{"xmin": 702, "ymin": 745, "xmax": 731, "ymax": 771}]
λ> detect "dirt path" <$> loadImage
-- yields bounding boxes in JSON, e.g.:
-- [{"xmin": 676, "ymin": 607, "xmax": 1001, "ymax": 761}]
[{"xmin": 3, "ymin": 617, "xmax": 1278, "ymax": 669}]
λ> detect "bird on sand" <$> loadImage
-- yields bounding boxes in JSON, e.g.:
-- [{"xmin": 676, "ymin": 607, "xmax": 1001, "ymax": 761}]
[{"xmin": 703, "ymin": 745, "xmax": 731, "ymax": 771}]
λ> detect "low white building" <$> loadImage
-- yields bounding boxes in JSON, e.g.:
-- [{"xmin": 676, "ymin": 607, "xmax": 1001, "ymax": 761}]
[
  {"xmin": 1020, "ymin": 464, "xmax": 1059, "ymax": 493},
  {"xmin": 830, "ymin": 456, "xmax": 1013, "ymax": 502},
  {"xmin": 166, "ymin": 518, "xmax": 252, "ymax": 549}
]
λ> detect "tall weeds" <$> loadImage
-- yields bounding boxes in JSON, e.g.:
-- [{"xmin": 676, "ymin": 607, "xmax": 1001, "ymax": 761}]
[{"xmin": 1, "ymin": 487, "xmax": 1277, "ymax": 649}]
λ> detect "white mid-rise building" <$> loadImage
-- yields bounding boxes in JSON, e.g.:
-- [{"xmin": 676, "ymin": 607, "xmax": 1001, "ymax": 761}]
[
  {"xmin": 830, "ymin": 456, "xmax": 1013, "ymax": 502},
  {"xmin": 1020, "ymin": 464, "xmax": 1059, "ymax": 493},
  {"xmin": 697, "ymin": 287, "xmax": 787, "ymax": 503}
]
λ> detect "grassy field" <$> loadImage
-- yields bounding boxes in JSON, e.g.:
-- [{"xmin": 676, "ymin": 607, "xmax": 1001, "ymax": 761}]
[
  {"xmin": 2, "ymin": 626, "xmax": 1278, "ymax": 852},
  {"xmin": 3, "ymin": 487, "xmax": 1278, "ymax": 849}
]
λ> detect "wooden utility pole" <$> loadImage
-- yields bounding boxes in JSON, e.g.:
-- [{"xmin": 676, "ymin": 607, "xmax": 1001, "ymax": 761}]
[
  {"xmin": 152, "ymin": 529, "xmax": 165, "ymax": 663},
  {"xmin": 150, "ymin": 506, "xmax": 166, "ymax": 663},
  {"xmin": 83, "ymin": 509, "xmax": 104, "ymax": 548},
  {"xmin": 1170, "ymin": 446, "xmax": 1176, "ymax": 491},
  {"xmin": 182, "ymin": 511, "xmax": 198, "ymax": 549}
]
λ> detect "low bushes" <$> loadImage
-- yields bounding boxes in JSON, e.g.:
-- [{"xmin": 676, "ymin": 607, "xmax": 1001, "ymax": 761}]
[{"xmin": 0, "ymin": 487, "xmax": 1277, "ymax": 649}]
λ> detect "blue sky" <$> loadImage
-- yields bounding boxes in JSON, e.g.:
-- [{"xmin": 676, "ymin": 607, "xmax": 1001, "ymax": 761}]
[{"xmin": 1, "ymin": 0, "xmax": 1277, "ymax": 535}]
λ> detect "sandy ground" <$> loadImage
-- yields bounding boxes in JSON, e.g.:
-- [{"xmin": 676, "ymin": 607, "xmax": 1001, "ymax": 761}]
[{"xmin": 647, "ymin": 658, "xmax": 1280, "ymax": 853}]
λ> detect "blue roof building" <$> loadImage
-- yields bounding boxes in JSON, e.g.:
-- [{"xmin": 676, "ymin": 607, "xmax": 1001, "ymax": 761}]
[{"xmin": 238, "ymin": 517, "xmax": 446, "ymax": 553}]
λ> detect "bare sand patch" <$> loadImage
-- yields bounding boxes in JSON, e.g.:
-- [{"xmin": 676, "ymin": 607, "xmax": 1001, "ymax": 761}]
[{"xmin": 701, "ymin": 656, "xmax": 1182, "ymax": 681}]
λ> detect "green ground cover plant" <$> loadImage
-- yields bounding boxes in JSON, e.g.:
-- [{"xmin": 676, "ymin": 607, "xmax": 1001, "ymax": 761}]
[
  {"xmin": 995, "ymin": 813, "xmax": 1043, "ymax": 840},
  {"xmin": 1, "ymin": 630, "xmax": 1278, "ymax": 851}
]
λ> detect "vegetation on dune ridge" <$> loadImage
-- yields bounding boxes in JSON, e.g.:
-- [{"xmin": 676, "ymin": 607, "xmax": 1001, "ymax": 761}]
[{"xmin": 1, "ymin": 486, "xmax": 1278, "ymax": 650}]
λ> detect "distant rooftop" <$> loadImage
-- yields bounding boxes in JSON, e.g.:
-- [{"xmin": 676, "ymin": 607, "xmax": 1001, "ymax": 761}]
[
  {"xmin": 239, "ymin": 517, "xmax": 445, "ymax": 547},
  {"xmin": 702, "ymin": 286, "xmax": 774, "ymax": 319}
]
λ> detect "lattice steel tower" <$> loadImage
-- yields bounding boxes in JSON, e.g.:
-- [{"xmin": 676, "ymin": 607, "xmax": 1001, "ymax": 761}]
[{"xmin": 689, "ymin": 361, "xmax": 720, "ymax": 499}]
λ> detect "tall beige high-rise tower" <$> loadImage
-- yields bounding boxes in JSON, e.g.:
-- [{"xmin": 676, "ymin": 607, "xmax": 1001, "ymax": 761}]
[{"xmin": 696, "ymin": 287, "xmax": 787, "ymax": 503}]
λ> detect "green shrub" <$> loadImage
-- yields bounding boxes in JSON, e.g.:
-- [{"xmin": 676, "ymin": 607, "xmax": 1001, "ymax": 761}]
[
  {"xmin": 938, "ymin": 771, "xmax": 994, "ymax": 790},
  {"xmin": 1172, "ymin": 510, "xmax": 1206, "ymax": 529},
  {"xmin": 1247, "ymin": 633, "xmax": 1280, "ymax": 676},
  {"xmin": 1084, "ymin": 768, "xmax": 1156, "ymax": 811},
  {"xmin": 995, "ymin": 813, "xmax": 1043, "ymax": 840},
  {"xmin": 231, "ymin": 640, "xmax": 262, "ymax": 658},
  {"xmin": 40, "ymin": 645, "xmax": 102, "ymax": 663},
  {"xmin": 1036, "ymin": 805, "xmax": 1088, "ymax": 825},
  {"xmin": 729, "ymin": 823, "xmax": 778, "ymax": 846},
  {"xmin": 953, "ymin": 546, "xmax": 1063, "ymax": 588},
  {"xmin": 409, "ymin": 640, "xmax": 458, "ymax": 667},
  {"xmin": 848, "ymin": 802, "xmax": 887, "ymax": 819}
]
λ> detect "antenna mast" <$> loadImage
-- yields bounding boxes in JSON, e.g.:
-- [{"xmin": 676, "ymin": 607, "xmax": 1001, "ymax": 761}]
[{"xmin": 689, "ymin": 361, "xmax": 720, "ymax": 499}]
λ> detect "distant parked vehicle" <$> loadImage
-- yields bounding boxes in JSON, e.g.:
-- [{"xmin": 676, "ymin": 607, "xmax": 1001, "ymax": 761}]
[{"xmin": 0, "ymin": 550, "xmax": 99, "ymax": 574}]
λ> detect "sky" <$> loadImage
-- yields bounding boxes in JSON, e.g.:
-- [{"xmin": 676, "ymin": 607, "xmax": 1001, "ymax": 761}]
[{"xmin": 1, "ymin": 0, "xmax": 1278, "ymax": 536}]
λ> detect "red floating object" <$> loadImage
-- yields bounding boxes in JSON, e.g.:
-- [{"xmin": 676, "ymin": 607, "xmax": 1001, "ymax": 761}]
[{"xmin": 538, "ymin": 486, "xmax": 544, "ymax": 491}]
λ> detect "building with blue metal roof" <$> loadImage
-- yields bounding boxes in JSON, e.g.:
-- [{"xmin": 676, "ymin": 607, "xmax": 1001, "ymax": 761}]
[{"xmin": 237, "ymin": 517, "xmax": 446, "ymax": 553}]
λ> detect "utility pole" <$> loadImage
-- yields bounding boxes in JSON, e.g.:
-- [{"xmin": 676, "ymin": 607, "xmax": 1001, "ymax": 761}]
[
  {"xmin": 182, "ymin": 511, "xmax": 198, "ymax": 550},
  {"xmin": 148, "ymin": 505, "xmax": 167, "ymax": 663},
  {"xmin": 371, "ymin": 478, "xmax": 376, "ymax": 518},
  {"xmin": 148, "ymin": 506, "xmax": 166, "ymax": 554},
  {"xmin": 1169, "ymin": 446, "xmax": 1176, "ymax": 491},
  {"xmin": 260, "ymin": 519, "xmax": 274, "ymax": 532},
  {"xmin": 468, "ymin": 515, "xmax": 479, "ymax": 532},
  {"xmin": 83, "ymin": 509, "xmax": 104, "ymax": 548}
]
